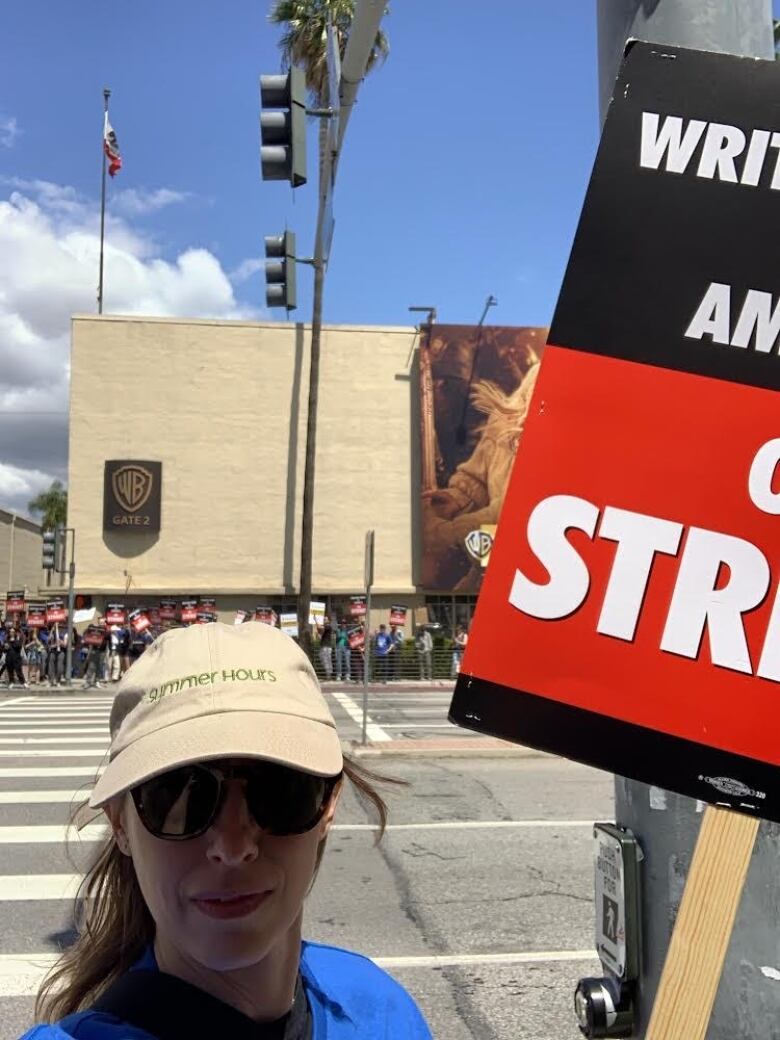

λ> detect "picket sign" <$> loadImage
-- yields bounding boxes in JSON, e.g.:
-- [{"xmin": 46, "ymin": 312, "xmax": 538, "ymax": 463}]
[
  {"xmin": 646, "ymin": 806, "xmax": 759, "ymax": 1040},
  {"xmin": 446, "ymin": 41, "xmax": 780, "ymax": 1039}
]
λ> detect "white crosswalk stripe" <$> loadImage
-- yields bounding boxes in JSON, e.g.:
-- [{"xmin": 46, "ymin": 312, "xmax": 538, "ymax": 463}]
[
  {"xmin": 0, "ymin": 696, "xmax": 112, "ymax": 1020},
  {"xmin": 0, "ymin": 729, "xmax": 109, "ymax": 736}
]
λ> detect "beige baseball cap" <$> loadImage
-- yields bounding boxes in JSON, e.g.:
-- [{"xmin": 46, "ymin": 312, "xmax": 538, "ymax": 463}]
[{"xmin": 89, "ymin": 621, "xmax": 343, "ymax": 809}]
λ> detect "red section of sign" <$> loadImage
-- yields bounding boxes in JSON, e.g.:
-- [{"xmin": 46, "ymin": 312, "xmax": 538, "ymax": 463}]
[
  {"xmin": 45, "ymin": 604, "xmax": 67, "ymax": 624},
  {"xmin": 26, "ymin": 605, "xmax": 45, "ymax": 627},
  {"xmin": 5, "ymin": 596, "xmax": 25, "ymax": 613},
  {"xmin": 464, "ymin": 345, "xmax": 780, "ymax": 768},
  {"xmin": 129, "ymin": 611, "xmax": 150, "ymax": 634},
  {"xmin": 105, "ymin": 606, "xmax": 126, "ymax": 625},
  {"xmin": 389, "ymin": 606, "xmax": 407, "ymax": 626},
  {"xmin": 350, "ymin": 597, "xmax": 367, "ymax": 617},
  {"xmin": 348, "ymin": 626, "xmax": 365, "ymax": 650}
]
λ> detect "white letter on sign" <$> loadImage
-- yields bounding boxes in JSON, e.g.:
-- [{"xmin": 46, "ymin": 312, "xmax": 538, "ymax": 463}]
[
  {"xmin": 757, "ymin": 587, "xmax": 780, "ymax": 682},
  {"xmin": 597, "ymin": 508, "xmax": 684, "ymax": 641},
  {"xmin": 508, "ymin": 495, "xmax": 599, "ymax": 620},
  {"xmin": 748, "ymin": 439, "xmax": 780, "ymax": 515},
  {"xmin": 661, "ymin": 528, "xmax": 770, "ymax": 673},
  {"xmin": 639, "ymin": 112, "xmax": 707, "ymax": 173},
  {"xmin": 684, "ymin": 283, "xmax": 731, "ymax": 344},
  {"xmin": 696, "ymin": 122, "xmax": 746, "ymax": 183}
]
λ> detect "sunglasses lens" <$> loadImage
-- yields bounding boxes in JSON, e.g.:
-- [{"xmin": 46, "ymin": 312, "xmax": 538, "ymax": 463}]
[
  {"xmin": 134, "ymin": 766, "xmax": 220, "ymax": 838},
  {"xmin": 247, "ymin": 763, "xmax": 331, "ymax": 835},
  {"xmin": 131, "ymin": 761, "xmax": 336, "ymax": 840}
]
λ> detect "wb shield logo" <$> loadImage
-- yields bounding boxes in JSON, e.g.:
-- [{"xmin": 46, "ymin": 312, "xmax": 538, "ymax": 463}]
[
  {"xmin": 104, "ymin": 460, "xmax": 161, "ymax": 532},
  {"xmin": 464, "ymin": 528, "xmax": 494, "ymax": 565},
  {"xmin": 112, "ymin": 465, "xmax": 153, "ymax": 513}
]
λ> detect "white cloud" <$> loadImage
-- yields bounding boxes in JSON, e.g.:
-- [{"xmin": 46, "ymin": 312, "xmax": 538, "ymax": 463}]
[
  {"xmin": 0, "ymin": 463, "xmax": 57, "ymax": 517},
  {"xmin": 0, "ymin": 116, "xmax": 19, "ymax": 148},
  {"xmin": 0, "ymin": 179, "xmax": 264, "ymax": 514},
  {"xmin": 230, "ymin": 257, "xmax": 266, "ymax": 284},
  {"xmin": 112, "ymin": 187, "xmax": 193, "ymax": 217}
]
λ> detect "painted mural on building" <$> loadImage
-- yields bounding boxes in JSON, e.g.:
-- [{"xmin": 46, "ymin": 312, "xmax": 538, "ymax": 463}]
[{"xmin": 420, "ymin": 324, "xmax": 547, "ymax": 591}]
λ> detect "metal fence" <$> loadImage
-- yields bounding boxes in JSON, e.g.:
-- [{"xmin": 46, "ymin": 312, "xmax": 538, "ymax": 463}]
[{"xmin": 306, "ymin": 636, "xmax": 459, "ymax": 683}]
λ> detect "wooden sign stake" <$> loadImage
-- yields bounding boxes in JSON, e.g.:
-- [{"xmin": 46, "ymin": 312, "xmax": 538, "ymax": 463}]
[{"xmin": 645, "ymin": 805, "xmax": 759, "ymax": 1040}]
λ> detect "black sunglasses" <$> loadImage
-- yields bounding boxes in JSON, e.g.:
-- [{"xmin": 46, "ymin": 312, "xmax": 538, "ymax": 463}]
[{"xmin": 130, "ymin": 760, "xmax": 341, "ymax": 841}]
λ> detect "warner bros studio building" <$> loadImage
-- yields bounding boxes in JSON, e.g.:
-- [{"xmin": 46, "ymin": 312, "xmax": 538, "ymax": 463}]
[{"xmin": 64, "ymin": 313, "xmax": 485, "ymax": 633}]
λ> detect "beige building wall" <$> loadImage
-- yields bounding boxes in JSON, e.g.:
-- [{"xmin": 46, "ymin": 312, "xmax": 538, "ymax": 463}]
[
  {"xmin": 69, "ymin": 315, "xmax": 421, "ymax": 596},
  {"xmin": 0, "ymin": 509, "xmax": 46, "ymax": 601}
]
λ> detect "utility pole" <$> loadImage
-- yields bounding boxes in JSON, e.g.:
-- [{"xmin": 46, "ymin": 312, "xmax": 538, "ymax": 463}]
[{"xmin": 595, "ymin": 5, "xmax": 775, "ymax": 1036}]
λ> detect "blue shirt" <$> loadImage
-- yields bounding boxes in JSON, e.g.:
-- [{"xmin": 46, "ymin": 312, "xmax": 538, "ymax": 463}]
[
  {"xmin": 374, "ymin": 633, "xmax": 392, "ymax": 656},
  {"xmin": 18, "ymin": 941, "xmax": 432, "ymax": 1040}
]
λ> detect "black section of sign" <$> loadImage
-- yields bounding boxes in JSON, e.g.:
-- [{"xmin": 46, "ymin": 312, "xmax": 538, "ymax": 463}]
[
  {"xmin": 450, "ymin": 674, "xmax": 780, "ymax": 823},
  {"xmin": 104, "ymin": 460, "xmax": 162, "ymax": 532},
  {"xmin": 550, "ymin": 42, "xmax": 780, "ymax": 393}
]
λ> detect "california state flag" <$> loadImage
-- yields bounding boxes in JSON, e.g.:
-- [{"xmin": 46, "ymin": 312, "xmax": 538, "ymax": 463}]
[{"xmin": 103, "ymin": 113, "xmax": 122, "ymax": 177}]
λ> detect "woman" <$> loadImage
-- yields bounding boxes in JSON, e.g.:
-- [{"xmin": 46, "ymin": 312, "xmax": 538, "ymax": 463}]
[
  {"xmin": 24, "ymin": 629, "xmax": 44, "ymax": 685},
  {"xmin": 43, "ymin": 623, "xmax": 66, "ymax": 686},
  {"xmin": 3, "ymin": 627, "xmax": 27, "ymax": 688},
  {"xmin": 451, "ymin": 623, "xmax": 468, "ymax": 677},
  {"xmin": 21, "ymin": 621, "xmax": 431, "ymax": 1039}
]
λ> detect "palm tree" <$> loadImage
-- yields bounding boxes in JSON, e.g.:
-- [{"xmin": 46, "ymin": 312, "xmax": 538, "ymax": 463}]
[
  {"xmin": 269, "ymin": 0, "xmax": 388, "ymax": 652},
  {"xmin": 28, "ymin": 480, "xmax": 68, "ymax": 529}
]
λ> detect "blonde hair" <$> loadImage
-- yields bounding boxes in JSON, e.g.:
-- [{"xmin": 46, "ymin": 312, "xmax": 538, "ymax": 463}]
[
  {"xmin": 470, "ymin": 362, "xmax": 541, "ymax": 447},
  {"xmin": 35, "ymin": 755, "xmax": 401, "ymax": 1022}
]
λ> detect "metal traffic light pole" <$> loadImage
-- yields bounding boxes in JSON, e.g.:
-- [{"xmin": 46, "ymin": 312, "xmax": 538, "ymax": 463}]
[
  {"xmin": 593, "ymin": 5, "xmax": 775, "ymax": 1038},
  {"xmin": 63, "ymin": 528, "xmax": 76, "ymax": 685},
  {"xmin": 260, "ymin": 0, "xmax": 389, "ymax": 651}
]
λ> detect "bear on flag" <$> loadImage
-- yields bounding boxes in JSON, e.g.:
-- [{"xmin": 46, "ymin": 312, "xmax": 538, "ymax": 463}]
[{"xmin": 103, "ymin": 112, "xmax": 122, "ymax": 177}]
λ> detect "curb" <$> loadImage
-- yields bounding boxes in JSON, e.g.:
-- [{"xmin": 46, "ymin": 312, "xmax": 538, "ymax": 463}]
[
  {"xmin": 326, "ymin": 682, "xmax": 455, "ymax": 693},
  {"xmin": 342, "ymin": 737, "xmax": 552, "ymax": 760}
]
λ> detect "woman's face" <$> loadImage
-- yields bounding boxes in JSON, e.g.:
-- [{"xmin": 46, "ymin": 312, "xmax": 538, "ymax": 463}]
[{"xmin": 107, "ymin": 765, "xmax": 340, "ymax": 973}]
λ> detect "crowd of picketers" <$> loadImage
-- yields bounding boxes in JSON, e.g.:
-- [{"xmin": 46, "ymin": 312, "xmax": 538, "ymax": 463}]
[
  {"xmin": 0, "ymin": 602, "xmax": 471, "ymax": 689},
  {"xmin": 0, "ymin": 621, "xmax": 155, "ymax": 689},
  {"xmin": 314, "ymin": 617, "xmax": 469, "ymax": 683}
]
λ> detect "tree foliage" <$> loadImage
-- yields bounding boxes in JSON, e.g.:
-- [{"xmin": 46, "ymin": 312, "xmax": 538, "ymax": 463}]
[
  {"xmin": 28, "ymin": 480, "xmax": 67, "ymax": 529},
  {"xmin": 269, "ymin": 0, "xmax": 389, "ymax": 105}
]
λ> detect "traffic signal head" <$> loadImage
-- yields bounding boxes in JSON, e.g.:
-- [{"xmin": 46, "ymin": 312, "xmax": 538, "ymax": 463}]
[
  {"xmin": 260, "ymin": 66, "xmax": 307, "ymax": 187},
  {"xmin": 42, "ymin": 529, "xmax": 58, "ymax": 570},
  {"xmin": 265, "ymin": 231, "xmax": 297, "ymax": 311}
]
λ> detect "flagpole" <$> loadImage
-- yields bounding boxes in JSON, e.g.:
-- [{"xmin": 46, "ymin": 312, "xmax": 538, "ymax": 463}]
[{"xmin": 98, "ymin": 87, "xmax": 110, "ymax": 315}]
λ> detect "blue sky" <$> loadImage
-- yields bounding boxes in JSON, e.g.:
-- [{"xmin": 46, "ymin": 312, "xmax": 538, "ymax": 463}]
[
  {"xmin": 0, "ymin": 2, "xmax": 778, "ymax": 513},
  {"xmin": 1, "ymin": 0, "xmax": 599, "ymax": 328}
]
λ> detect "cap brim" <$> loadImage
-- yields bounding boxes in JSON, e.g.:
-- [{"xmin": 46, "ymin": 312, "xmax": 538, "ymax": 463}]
[{"xmin": 89, "ymin": 711, "xmax": 343, "ymax": 809}]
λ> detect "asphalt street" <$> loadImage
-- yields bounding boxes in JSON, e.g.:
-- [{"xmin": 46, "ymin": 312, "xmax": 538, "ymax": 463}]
[{"xmin": 0, "ymin": 684, "xmax": 614, "ymax": 1039}]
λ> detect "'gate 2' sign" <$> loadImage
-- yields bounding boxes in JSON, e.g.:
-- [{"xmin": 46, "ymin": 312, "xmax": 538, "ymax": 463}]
[
  {"xmin": 104, "ymin": 460, "xmax": 162, "ymax": 532},
  {"xmin": 450, "ymin": 43, "xmax": 780, "ymax": 823}
]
